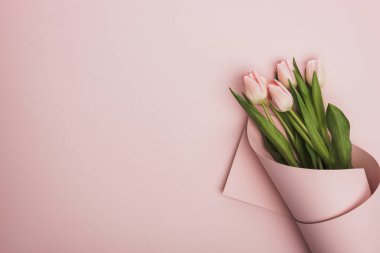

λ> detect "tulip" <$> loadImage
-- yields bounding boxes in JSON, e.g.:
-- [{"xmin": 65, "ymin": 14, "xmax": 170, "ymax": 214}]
[
  {"xmin": 276, "ymin": 59, "xmax": 296, "ymax": 88},
  {"xmin": 306, "ymin": 58, "xmax": 326, "ymax": 87},
  {"xmin": 268, "ymin": 80, "xmax": 294, "ymax": 112},
  {"xmin": 243, "ymin": 69, "xmax": 268, "ymax": 105}
]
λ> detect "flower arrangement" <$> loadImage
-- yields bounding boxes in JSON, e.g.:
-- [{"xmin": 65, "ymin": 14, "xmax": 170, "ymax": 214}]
[
  {"xmin": 226, "ymin": 58, "xmax": 380, "ymax": 252},
  {"xmin": 230, "ymin": 58, "xmax": 352, "ymax": 170}
]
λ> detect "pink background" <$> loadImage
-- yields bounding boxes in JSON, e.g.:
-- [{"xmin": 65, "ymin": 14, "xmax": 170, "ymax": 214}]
[{"xmin": 1, "ymin": 0, "xmax": 380, "ymax": 252}]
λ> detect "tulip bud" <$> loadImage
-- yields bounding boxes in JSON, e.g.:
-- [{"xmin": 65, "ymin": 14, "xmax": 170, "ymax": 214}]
[
  {"xmin": 276, "ymin": 59, "xmax": 296, "ymax": 88},
  {"xmin": 243, "ymin": 69, "xmax": 268, "ymax": 104},
  {"xmin": 306, "ymin": 58, "xmax": 326, "ymax": 87},
  {"xmin": 268, "ymin": 80, "xmax": 294, "ymax": 112}
]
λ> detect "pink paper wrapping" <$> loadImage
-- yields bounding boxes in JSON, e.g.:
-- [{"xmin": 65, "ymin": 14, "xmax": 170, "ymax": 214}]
[{"xmin": 224, "ymin": 119, "xmax": 380, "ymax": 253}]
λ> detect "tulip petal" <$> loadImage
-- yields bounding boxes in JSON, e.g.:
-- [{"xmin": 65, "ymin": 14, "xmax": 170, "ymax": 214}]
[
  {"xmin": 243, "ymin": 75, "xmax": 267, "ymax": 104},
  {"xmin": 316, "ymin": 59, "xmax": 326, "ymax": 87},
  {"xmin": 268, "ymin": 82, "xmax": 293, "ymax": 112},
  {"xmin": 277, "ymin": 63, "xmax": 290, "ymax": 88},
  {"xmin": 306, "ymin": 60, "xmax": 317, "ymax": 85}
]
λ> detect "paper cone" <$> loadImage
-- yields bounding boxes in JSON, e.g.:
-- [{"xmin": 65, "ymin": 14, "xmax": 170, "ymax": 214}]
[
  {"xmin": 225, "ymin": 118, "xmax": 380, "ymax": 252},
  {"xmin": 247, "ymin": 119, "xmax": 373, "ymax": 223}
]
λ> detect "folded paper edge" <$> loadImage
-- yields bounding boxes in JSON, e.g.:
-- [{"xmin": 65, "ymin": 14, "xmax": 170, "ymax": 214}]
[{"xmin": 222, "ymin": 125, "xmax": 291, "ymax": 216}]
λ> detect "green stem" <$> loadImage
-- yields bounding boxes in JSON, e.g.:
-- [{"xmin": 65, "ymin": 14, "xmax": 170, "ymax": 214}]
[
  {"xmin": 289, "ymin": 110, "xmax": 308, "ymax": 134},
  {"xmin": 262, "ymin": 104, "xmax": 275, "ymax": 125},
  {"xmin": 271, "ymin": 106, "xmax": 295, "ymax": 144},
  {"xmin": 287, "ymin": 113, "xmax": 314, "ymax": 148},
  {"xmin": 317, "ymin": 158, "xmax": 324, "ymax": 170},
  {"xmin": 271, "ymin": 107, "xmax": 300, "ymax": 164}
]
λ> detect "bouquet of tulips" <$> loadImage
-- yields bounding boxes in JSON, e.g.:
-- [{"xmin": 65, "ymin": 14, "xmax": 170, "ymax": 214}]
[
  {"xmin": 230, "ymin": 58, "xmax": 352, "ymax": 170},
  {"xmin": 226, "ymin": 57, "xmax": 380, "ymax": 252}
]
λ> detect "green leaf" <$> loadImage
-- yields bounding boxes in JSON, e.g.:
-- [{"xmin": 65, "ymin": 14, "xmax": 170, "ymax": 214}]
[
  {"xmin": 311, "ymin": 72, "xmax": 329, "ymax": 146},
  {"xmin": 287, "ymin": 83, "xmax": 318, "ymax": 168},
  {"xmin": 285, "ymin": 109, "xmax": 318, "ymax": 169},
  {"xmin": 264, "ymin": 136, "xmax": 286, "ymax": 164},
  {"xmin": 294, "ymin": 70, "xmax": 319, "ymax": 125},
  {"xmin": 271, "ymin": 107, "xmax": 295, "ymax": 145},
  {"xmin": 326, "ymin": 104, "xmax": 352, "ymax": 169},
  {"xmin": 294, "ymin": 133, "xmax": 308, "ymax": 167},
  {"xmin": 292, "ymin": 57, "xmax": 302, "ymax": 79},
  {"xmin": 286, "ymin": 110, "xmax": 313, "ymax": 147},
  {"xmin": 292, "ymin": 122, "xmax": 312, "ymax": 168},
  {"xmin": 293, "ymin": 58, "xmax": 322, "ymax": 139},
  {"xmin": 289, "ymin": 83, "xmax": 329, "ymax": 164},
  {"xmin": 288, "ymin": 81, "xmax": 301, "ymax": 112},
  {"xmin": 305, "ymin": 143, "xmax": 318, "ymax": 169},
  {"xmin": 230, "ymin": 88, "xmax": 299, "ymax": 167},
  {"xmin": 317, "ymin": 157, "xmax": 325, "ymax": 169}
]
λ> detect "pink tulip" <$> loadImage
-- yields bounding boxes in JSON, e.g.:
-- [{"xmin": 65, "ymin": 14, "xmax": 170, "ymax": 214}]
[
  {"xmin": 306, "ymin": 58, "xmax": 326, "ymax": 87},
  {"xmin": 276, "ymin": 59, "xmax": 296, "ymax": 88},
  {"xmin": 243, "ymin": 69, "xmax": 268, "ymax": 104},
  {"xmin": 268, "ymin": 80, "xmax": 294, "ymax": 112}
]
